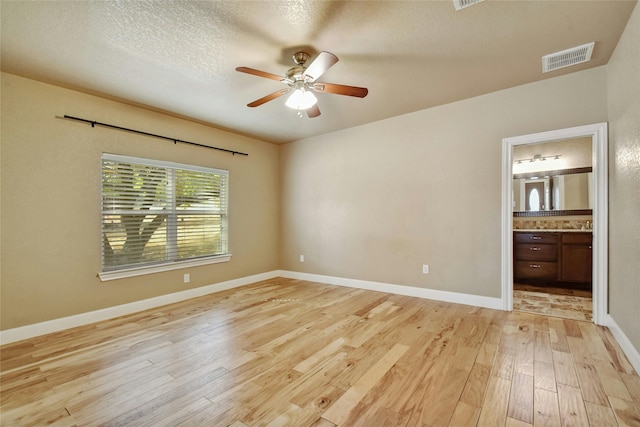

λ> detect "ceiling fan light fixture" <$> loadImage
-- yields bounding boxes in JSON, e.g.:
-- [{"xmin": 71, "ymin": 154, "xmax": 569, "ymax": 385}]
[{"xmin": 285, "ymin": 89, "xmax": 317, "ymax": 110}]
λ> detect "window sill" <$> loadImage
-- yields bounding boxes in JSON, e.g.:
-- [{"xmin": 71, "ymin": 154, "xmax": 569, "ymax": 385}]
[{"xmin": 98, "ymin": 254, "xmax": 232, "ymax": 282}]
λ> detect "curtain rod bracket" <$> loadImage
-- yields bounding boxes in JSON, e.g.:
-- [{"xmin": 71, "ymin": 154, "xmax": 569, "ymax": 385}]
[{"xmin": 60, "ymin": 115, "xmax": 249, "ymax": 156}]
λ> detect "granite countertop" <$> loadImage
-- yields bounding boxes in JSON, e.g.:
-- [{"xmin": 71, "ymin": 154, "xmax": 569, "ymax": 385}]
[{"xmin": 514, "ymin": 229, "xmax": 593, "ymax": 233}]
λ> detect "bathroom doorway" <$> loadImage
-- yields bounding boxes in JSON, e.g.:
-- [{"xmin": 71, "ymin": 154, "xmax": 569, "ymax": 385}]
[
  {"xmin": 512, "ymin": 137, "xmax": 593, "ymax": 320},
  {"xmin": 501, "ymin": 123, "xmax": 608, "ymax": 325}
]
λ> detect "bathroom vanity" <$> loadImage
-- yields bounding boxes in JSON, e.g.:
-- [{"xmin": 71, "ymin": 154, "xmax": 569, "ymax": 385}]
[{"xmin": 513, "ymin": 231, "xmax": 592, "ymax": 290}]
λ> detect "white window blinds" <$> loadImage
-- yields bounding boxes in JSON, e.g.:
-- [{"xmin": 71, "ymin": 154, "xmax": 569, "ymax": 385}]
[{"xmin": 101, "ymin": 154, "xmax": 228, "ymax": 273}]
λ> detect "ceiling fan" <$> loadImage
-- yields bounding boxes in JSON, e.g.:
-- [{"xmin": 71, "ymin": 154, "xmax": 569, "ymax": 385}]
[{"xmin": 236, "ymin": 51, "xmax": 368, "ymax": 118}]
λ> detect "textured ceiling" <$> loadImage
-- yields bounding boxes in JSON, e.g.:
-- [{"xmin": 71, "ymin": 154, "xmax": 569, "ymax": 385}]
[{"xmin": 1, "ymin": 1, "xmax": 636, "ymax": 144}]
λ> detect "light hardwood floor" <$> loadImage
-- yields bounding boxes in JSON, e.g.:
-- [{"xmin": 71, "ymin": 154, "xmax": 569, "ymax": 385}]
[{"xmin": 2, "ymin": 278, "xmax": 640, "ymax": 426}]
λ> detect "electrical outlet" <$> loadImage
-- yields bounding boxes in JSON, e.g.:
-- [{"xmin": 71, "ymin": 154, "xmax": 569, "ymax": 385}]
[
  {"xmin": 299, "ymin": 254, "xmax": 305, "ymax": 263},
  {"xmin": 184, "ymin": 273, "xmax": 190, "ymax": 283},
  {"xmin": 422, "ymin": 264, "xmax": 429, "ymax": 274}
]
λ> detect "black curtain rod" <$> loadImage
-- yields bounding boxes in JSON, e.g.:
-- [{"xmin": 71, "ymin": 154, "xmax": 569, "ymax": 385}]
[{"xmin": 61, "ymin": 115, "xmax": 249, "ymax": 156}]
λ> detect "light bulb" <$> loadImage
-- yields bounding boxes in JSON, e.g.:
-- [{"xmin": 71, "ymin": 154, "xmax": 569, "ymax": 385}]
[{"xmin": 285, "ymin": 89, "xmax": 317, "ymax": 110}]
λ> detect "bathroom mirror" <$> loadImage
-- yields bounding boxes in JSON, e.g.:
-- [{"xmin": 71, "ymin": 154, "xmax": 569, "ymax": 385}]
[
  {"xmin": 513, "ymin": 167, "xmax": 593, "ymax": 214},
  {"xmin": 512, "ymin": 137, "xmax": 593, "ymax": 217}
]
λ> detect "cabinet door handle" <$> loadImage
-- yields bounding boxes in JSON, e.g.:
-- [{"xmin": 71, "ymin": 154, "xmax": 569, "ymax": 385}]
[
  {"xmin": 529, "ymin": 264, "xmax": 541, "ymax": 268},
  {"xmin": 531, "ymin": 236, "xmax": 542, "ymax": 240},
  {"xmin": 530, "ymin": 247, "xmax": 541, "ymax": 251}
]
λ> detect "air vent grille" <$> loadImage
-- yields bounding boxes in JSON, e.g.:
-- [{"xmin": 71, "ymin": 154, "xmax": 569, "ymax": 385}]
[
  {"xmin": 453, "ymin": 0, "xmax": 484, "ymax": 11},
  {"xmin": 542, "ymin": 42, "xmax": 595, "ymax": 73}
]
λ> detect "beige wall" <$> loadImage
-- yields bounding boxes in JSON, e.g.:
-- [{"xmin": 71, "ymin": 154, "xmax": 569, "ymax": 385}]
[
  {"xmin": 280, "ymin": 67, "xmax": 608, "ymax": 298},
  {"xmin": 0, "ymin": 73, "xmax": 280, "ymax": 329},
  {"xmin": 607, "ymin": 4, "xmax": 640, "ymax": 354},
  {"xmin": 563, "ymin": 174, "xmax": 590, "ymax": 210}
]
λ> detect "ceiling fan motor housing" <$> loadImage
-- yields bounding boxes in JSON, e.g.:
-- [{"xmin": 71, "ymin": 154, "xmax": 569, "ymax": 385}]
[
  {"xmin": 292, "ymin": 52, "xmax": 310, "ymax": 66},
  {"xmin": 286, "ymin": 66, "xmax": 306, "ymax": 81}
]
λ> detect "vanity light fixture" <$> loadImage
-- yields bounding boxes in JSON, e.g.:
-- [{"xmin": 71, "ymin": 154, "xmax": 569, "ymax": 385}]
[{"xmin": 515, "ymin": 154, "xmax": 561, "ymax": 164}]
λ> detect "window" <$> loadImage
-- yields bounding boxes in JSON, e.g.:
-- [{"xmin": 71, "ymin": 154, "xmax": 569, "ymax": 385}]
[{"xmin": 100, "ymin": 154, "xmax": 229, "ymax": 280}]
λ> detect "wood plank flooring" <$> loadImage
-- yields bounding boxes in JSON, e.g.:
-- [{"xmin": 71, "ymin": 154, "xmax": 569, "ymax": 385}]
[{"xmin": 2, "ymin": 278, "xmax": 639, "ymax": 426}]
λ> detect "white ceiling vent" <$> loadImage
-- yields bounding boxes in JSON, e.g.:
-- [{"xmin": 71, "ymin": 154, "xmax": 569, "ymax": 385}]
[
  {"xmin": 542, "ymin": 42, "xmax": 595, "ymax": 73},
  {"xmin": 453, "ymin": 0, "xmax": 484, "ymax": 11}
]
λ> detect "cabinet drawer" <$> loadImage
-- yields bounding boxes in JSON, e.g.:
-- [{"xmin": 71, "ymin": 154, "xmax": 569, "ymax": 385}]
[
  {"xmin": 515, "ymin": 232, "xmax": 558, "ymax": 244},
  {"xmin": 562, "ymin": 233, "xmax": 592, "ymax": 245},
  {"xmin": 515, "ymin": 261, "xmax": 557, "ymax": 280},
  {"xmin": 515, "ymin": 243, "xmax": 557, "ymax": 261}
]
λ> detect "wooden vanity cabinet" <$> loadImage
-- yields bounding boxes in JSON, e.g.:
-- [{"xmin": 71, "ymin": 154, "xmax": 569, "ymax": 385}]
[
  {"xmin": 561, "ymin": 233, "xmax": 593, "ymax": 285},
  {"xmin": 514, "ymin": 232, "xmax": 558, "ymax": 281},
  {"xmin": 513, "ymin": 231, "xmax": 592, "ymax": 289}
]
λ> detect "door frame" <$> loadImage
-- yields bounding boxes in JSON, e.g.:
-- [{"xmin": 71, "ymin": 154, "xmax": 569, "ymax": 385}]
[{"xmin": 501, "ymin": 122, "xmax": 608, "ymax": 325}]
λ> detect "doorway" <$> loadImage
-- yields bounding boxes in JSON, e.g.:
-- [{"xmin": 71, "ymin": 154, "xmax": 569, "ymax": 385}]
[
  {"xmin": 524, "ymin": 181, "xmax": 545, "ymax": 211},
  {"xmin": 501, "ymin": 123, "xmax": 608, "ymax": 325}
]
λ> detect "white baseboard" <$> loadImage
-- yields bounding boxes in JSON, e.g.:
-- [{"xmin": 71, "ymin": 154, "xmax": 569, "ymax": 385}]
[
  {"xmin": 282, "ymin": 271, "xmax": 640, "ymax": 375},
  {"xmin": 0, "ymin": 270, "xmax": 280, "ymax": 345},
  {"xmin": 279, "ymin": 270, "xmax": 503, "ymax": 310},
  {"xmin": 6, "ymin": 270, "xmax": 637, "ymax": 377},
  {"xmin": 605, "ymin": 314, "xmax": 640, "ymax": 375},
  {"xmin": 0, "ymin": 270, "xmax": 502, "ymax": 346}
]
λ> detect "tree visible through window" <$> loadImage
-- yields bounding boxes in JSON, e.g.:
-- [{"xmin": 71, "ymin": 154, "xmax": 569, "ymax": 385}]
[{"xmin": 101, "ymin": 154, "xmax": 228, "ymax": 272}]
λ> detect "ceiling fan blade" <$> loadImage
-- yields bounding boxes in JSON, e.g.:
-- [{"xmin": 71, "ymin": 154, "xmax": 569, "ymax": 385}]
[
  {"xmin": 303, "ymin": 51, "xmax": 338, "ymax": 82},
  {"xmin": 236, "ymin": 66, "xmax": 287, "ymax": 82},
  {"xmin": 313, "ymin": 82, "xmax": 368, "ymax": 98},
  {"xmin": 247, "ymin": 88, "xmax": 290, "ymax": 107},
  {"xmin": 306, "ymin": 104, "xmax": 321, "ymax": 118}
]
